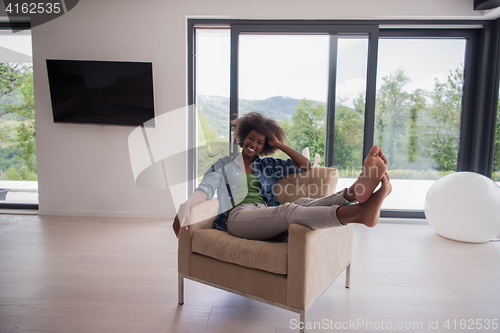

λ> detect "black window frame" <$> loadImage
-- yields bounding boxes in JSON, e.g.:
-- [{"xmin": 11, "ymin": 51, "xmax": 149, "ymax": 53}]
[
  {"xmin": 188, "ymin": 19, "xmax": 500, "ymax": 219},
  {"xmin": 492, "ymin": 18, "xmax": 500, "ymax": 180}
]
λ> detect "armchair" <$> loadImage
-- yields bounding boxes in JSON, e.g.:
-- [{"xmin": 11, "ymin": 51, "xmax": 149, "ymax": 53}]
[{"xmin": 178, "ymin": 167, "xmax": 353, "ymax": 332}]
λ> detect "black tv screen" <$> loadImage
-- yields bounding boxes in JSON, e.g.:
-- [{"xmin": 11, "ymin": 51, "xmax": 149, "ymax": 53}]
[{"xmin": 46, "ymin": 59, "xmax": 155, "ymax": 127}]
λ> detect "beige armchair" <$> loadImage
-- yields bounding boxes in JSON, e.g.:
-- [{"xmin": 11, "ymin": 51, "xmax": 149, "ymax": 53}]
[{"xmin": 178, "ymin": 167, "xmax": 353, "ymax": 332}]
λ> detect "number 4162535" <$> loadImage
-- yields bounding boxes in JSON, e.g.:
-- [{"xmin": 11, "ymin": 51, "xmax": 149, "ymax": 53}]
[
  {"xmin": 444, "ymin": 319, "xmax": 498, "ymax": 330},
  {"xmin": 5, "ymin": 2, "xmax": 62, "ymax": 14}
]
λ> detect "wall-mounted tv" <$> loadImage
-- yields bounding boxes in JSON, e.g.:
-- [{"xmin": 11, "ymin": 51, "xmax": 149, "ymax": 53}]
[{"xmin": 46, "ymin": 59, "xmax": 155, "ymax": 127}]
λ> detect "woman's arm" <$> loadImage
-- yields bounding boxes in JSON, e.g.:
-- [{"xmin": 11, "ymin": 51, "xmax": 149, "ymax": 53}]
[
  {"xmin": 173, "ymin": 190, "xmax": 208, "ymax": 238},
  {"xmin": 173, "ymin": 155, "xmax": 233, "ymax": 237},
  {"xmin": 267, "ymin": 133, "xmax": 312, "ymax": 171}
]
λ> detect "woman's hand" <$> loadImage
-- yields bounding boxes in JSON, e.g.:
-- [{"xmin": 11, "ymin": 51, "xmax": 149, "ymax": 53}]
[
  {"xmin": 268, "ymin": 133, "xmax": 311, "ymax": 170},
  {"xmin": 173, "ymin": 203, "xmax": 190, "ymax": 238},
  {"xmin": 267, "ymin": 133, "xmax": 281, "ymax": 148},
  {"xmin": 172, "ymin": 191, "xmax": 208, "ymax": 238}
]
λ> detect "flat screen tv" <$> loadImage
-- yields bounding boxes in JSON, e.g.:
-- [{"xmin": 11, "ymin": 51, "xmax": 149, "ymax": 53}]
[{"xmin": 46, "ymin": 59, "xmax": 155, "ymax": 127}]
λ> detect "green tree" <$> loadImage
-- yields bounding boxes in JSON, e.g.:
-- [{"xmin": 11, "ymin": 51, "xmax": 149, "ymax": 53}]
[
  {"xmin": 1, "ymin": 165, "xmax": 37, "ymax": 181},
  {"xmin": 374, "ymin": 67, "xmax": 463, "ymax": 173},
  {"xmin": 429, "ymin": 67, "xmax": 463, "ymax": 128},
  {"xmin": 281, "ymin": 99, "xmax": 326, "ymax": 163},
  {"xmin": 407, "ymin": 89, "xmax": 426, "ymax": 163},
  {"xmin": 279, "ymin": 98, "xmax": 364, "ymax": 169},
  {"xmin": 375, "ymin": 69, "xmax": 412, "ymax": 168},
  {"xmin": 0, "ymin": 63, "xmax": 36, "ymax": 174},
  {"xmin": 427, "ymin": 67, "xmax": 463, "ymax": 171},
  {"xmin": 197, "ymin": 109, "xmax": 227, "ymax": 178},
  {"xmin": 0, "ymin": 63, "xmax": 19, "ymax": 95},
  {"xmin": 429, "ymin": 136, "xmax": 457, "ymax": 171},
  {"xmin": 0, "ymin": 146, "xmax": 23, "ymax": 171},
  {"xmin": 333, "ymin": 100, "xmax": 364, "ymax": 169}
]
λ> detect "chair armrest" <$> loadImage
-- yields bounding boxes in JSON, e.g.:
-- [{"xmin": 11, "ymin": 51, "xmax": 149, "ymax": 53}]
[
  {"xmin": 178, "ymin": 198, "xmax": 218, "ymax": 275},
  {"xmin": 287, "ymin": 223, "xmax": 353, "ymax": 309}
]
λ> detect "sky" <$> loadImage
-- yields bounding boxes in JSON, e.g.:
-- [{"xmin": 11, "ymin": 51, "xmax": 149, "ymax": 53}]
[{"xmin": 196, "ymin": 29, "xmax": 467, "ymax": 107}]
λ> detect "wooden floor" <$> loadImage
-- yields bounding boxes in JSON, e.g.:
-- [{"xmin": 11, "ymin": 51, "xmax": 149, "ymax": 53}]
[{"xmin": 0, "ymin": 215, "xmax": 499, "ymax": 333}]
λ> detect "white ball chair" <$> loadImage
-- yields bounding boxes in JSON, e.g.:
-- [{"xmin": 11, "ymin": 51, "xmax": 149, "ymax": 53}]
[{"xmin": 424, "ymin": 172, "xmax": 500, "ymax": 243}]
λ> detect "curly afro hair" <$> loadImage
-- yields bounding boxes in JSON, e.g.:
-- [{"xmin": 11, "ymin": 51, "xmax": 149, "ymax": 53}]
[{"xmin": 234, "ymin": 112, "xmax": 286, "ymax": 156}]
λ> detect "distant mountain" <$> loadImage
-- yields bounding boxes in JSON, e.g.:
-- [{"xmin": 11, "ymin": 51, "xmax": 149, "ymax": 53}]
[
  {"xmin": 197, "ymin": 95, "xmax": 306, "ymax": 138},
  {"xmin": 238, "ymin": 96, "xmax": 299, "ymax": 121}
]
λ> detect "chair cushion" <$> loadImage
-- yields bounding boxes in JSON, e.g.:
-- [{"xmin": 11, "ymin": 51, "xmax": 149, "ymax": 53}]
[{"xmin": 192, "ymin": 229, "xmax": 288, "ymax": 275}]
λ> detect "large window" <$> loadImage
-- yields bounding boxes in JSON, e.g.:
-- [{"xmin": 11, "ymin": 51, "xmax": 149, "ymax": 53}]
[
  {"xmin": 238, "ymin": 34, "xmax": 330, "ymax": 161},
  {"xmin": 374, "ymin": 38, "xmax": 466, "ymax": 210},
  {"xmin": 195, "ymin": 28, "xmax": 230, "ymax": 183},
  {"xmin": 190, "ymin": 21, "xmax": 500, "ymax": 218},
  {"xmin": 332, "ymin": 37, "xmax": 368, "ymax": 171},
  {"xmin": 237, "ymin": 34, "xmax": 369, "ymax": 171},
  {"xmin": 0, "ymin": 28, "xmax": 37, "ymax": 206}
]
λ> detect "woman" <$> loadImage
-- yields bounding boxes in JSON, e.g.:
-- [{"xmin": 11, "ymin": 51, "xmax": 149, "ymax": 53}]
[{"xmin": 173, "ymin": 112, "xmax": 391, "ymax": 239}]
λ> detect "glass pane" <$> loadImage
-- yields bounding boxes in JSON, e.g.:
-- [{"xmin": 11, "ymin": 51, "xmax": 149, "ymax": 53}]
[
  {"xmin": 493, "ymin": 85, "xmax": 500, "ymax": 183},
  {"xmin": 0, "ymin": 30, "xmax": 37, "ymax": 204},
  {"xmin": 334, "ymin": 37, "xmax": 368, "ymax": 184},
  {"xmin": 195, "ymin": 29, "xmax": 230, "ymax": 183},
  {"xmin": 238, "ymin": 34, "xmax": 329, "ymax": 162},
  {"xmin": 374, "ymin": 38, "xmax": 466, "ymax": 210}
]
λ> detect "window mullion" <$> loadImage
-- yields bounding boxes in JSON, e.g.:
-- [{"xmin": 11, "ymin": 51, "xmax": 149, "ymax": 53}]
[
  {"xmin": 362, "ymin": 29, "xmax": 379, "ymax": 162},
  {"xmin": 230, "ymin": 27, "xmax": 239, "ymax": 156},
  {"xmin": 325, "ymin": 35, "xmax": 338, "ymax": 168}
]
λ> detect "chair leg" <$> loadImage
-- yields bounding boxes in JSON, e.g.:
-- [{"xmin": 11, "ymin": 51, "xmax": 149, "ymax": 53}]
[
  {"xmin": 299, "ymin": 310, "xmax": 305, "ymax": 333},
  {"xmin": 178, "ymin": 274, "xmax": 184, "ymax": 305},
  {"xmin": 345, "ymin": 263, "xmax": 351, "ymax": 288}
]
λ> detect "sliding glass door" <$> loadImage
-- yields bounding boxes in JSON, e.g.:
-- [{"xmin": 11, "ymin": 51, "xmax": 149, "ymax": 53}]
[
  {"xmin": 329, "ymin": 36, "xmax": 369, "ymax": 190},
  {"xmin": 237, "ymin": 34, "xmax": 330, "ymax": 161},
  {"xmin": 190, "ymin": 21, "xmax": 498, "ymax": 218},
  {"xmin": 194, "ymin": 28, "xmax": 231, "ymax": 184},
  {"xmin": 375, "ymin": 38, "xmax": 467, "ymax": 210},
  {"xmin": 232, "ymin": 25, "xmax": 377, "ymax": 166}
]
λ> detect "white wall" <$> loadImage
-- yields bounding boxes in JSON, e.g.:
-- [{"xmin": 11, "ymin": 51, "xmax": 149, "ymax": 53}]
[{"xmin": 29, "ymin": 0, "xmax": 492, "ymax": 218}]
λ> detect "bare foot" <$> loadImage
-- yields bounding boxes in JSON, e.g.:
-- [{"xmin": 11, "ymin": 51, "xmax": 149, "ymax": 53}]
[
  {"xmin": 377, "ymin": 149, "xmax": 388, "ymax": 165},
  {"xmin": 353, "ymin": 145, "xmax": 387, "ymax": 203},
  {"xmin": 360, "ymin": 172, "xmax": 392, "ymax": 227},
  {"xmin": 337, "ymin": 172, "xmax": 392, "ymax": 227}
]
